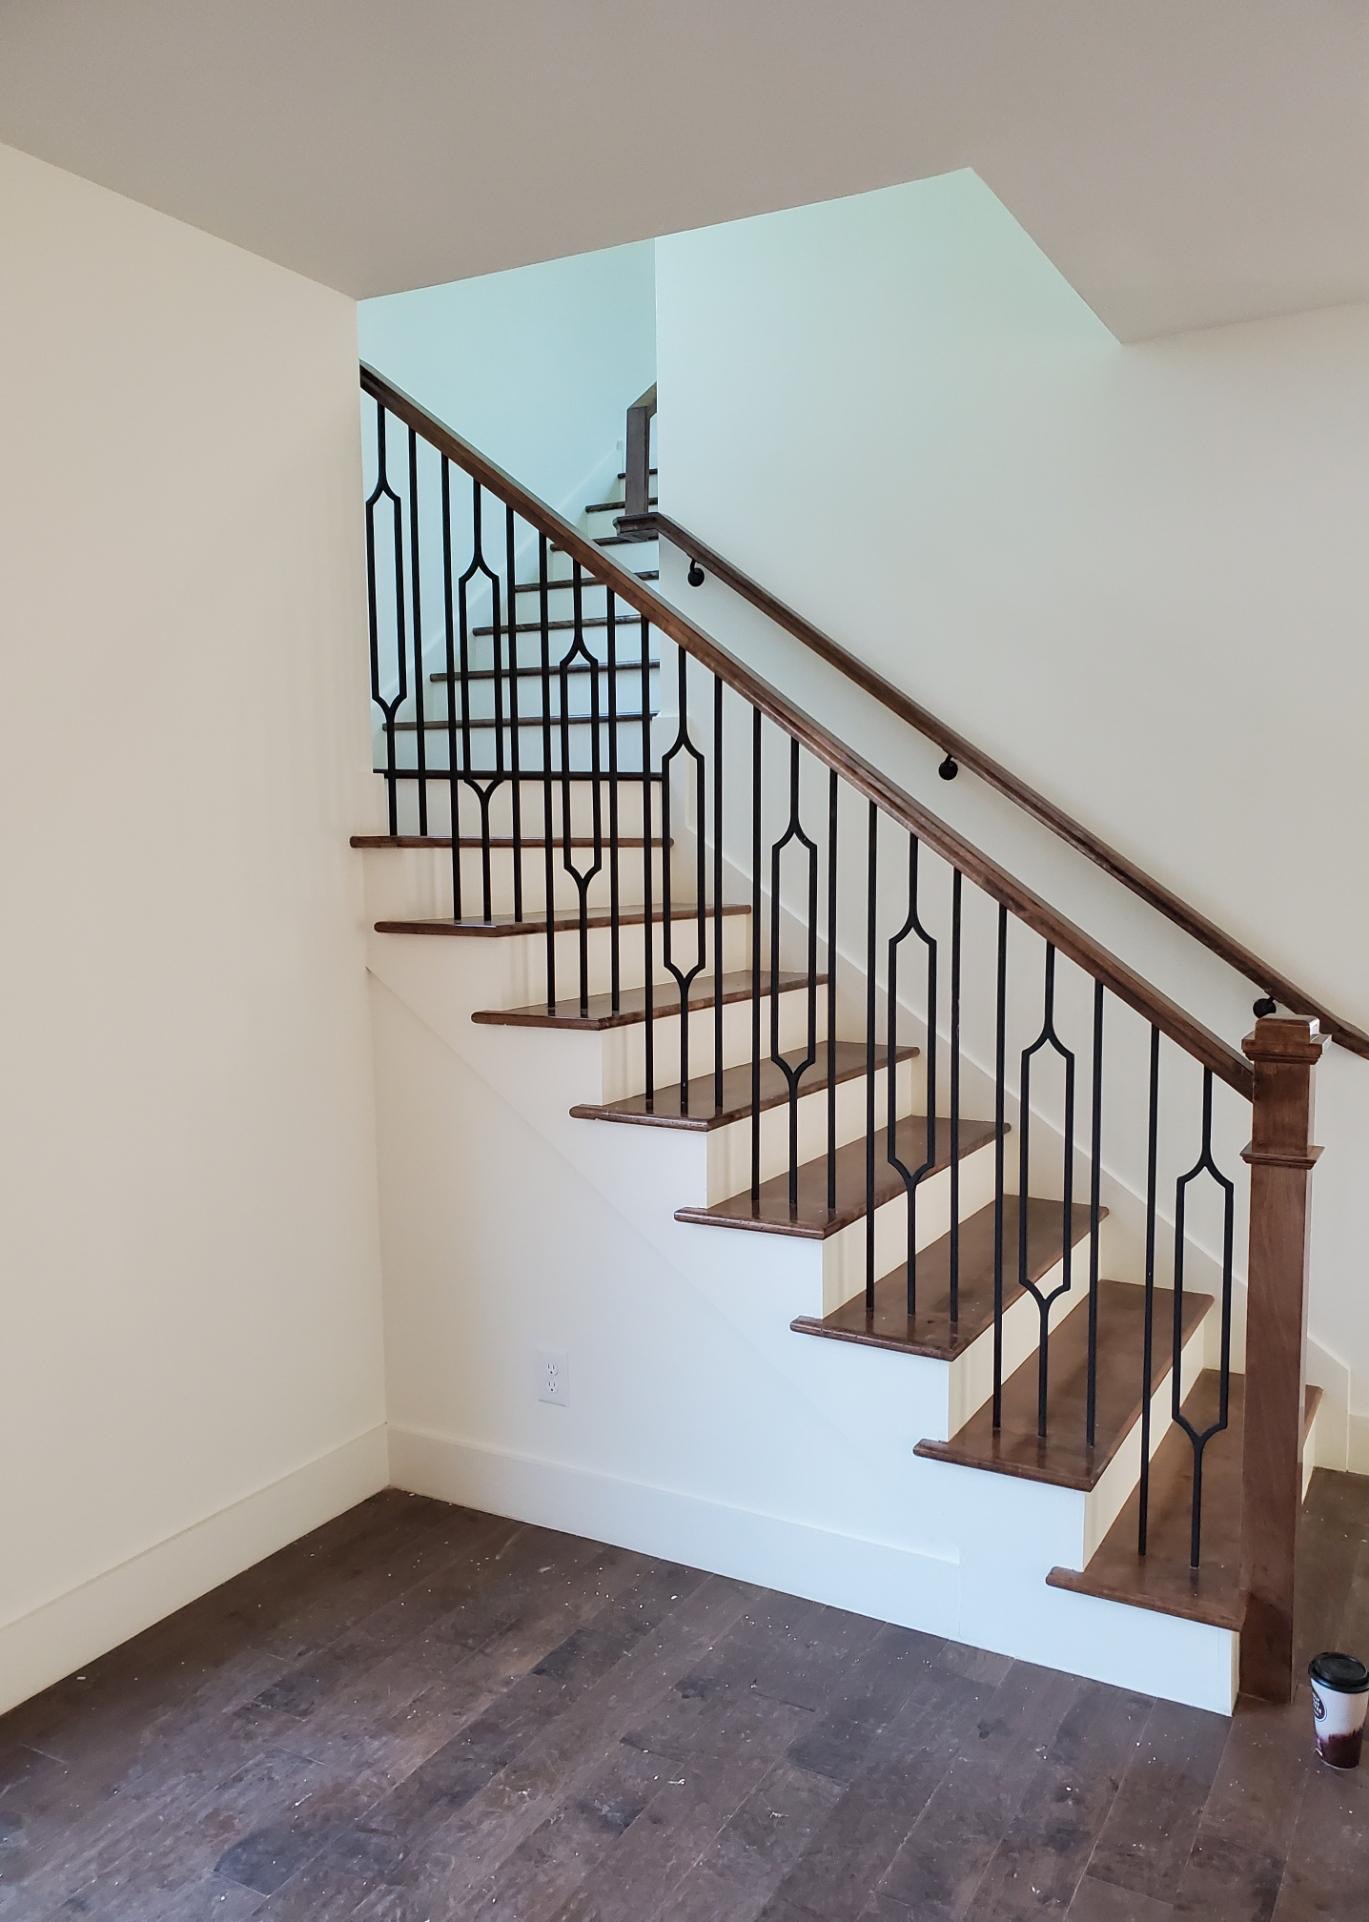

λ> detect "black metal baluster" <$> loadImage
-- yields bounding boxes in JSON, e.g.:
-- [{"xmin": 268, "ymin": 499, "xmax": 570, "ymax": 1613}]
[
  {"xmin": 538, "ymin": 533, "xmax": 555, "ymax": 1006},
  {"xmin": 455, "ymin": 477, "xmax": 498, "ymax": 923},
  {"xmin": 713, "ymin": 675, "xmax": 724, "ymax": 1112},
  {"xmin": 865, "ymin": 803, "xmax": 878, "ymax": 1307},
  {"xmin": 406, "ymin": 428, "xmax": 427, "ymax": 836},
  {"xmin": 504, "ymin": 502, "xmax": 522, "ymax": 921},
  {"xmin": 769, "ymin": 737, "xmax": 818, "ymax": 1208},
  {"xmin": 1085, "ymin": 982, "xmax": 1104, "ymax": 1447},
  {"xmin": 1137, "ymin": 1025, "xmax": 1161, "ymax": 1553},
  {"xmin": 639, "ymin": 612, "xmax": 654, "ymax": 1105},
  {"xmin": 1016, "ymin": 944, "xmax": 1077, "ymax": 1438},
  {"xmin": 558, "ymin": 561, "xmax": 601, "ymax": 1013},
  {"xmin": 949, "ymin": 869, "xmax": 962, "ymax": 1322},
  {"xmin": 439, "ymin": 460, "xmax": 461, "ymax": 919},
  {"xmin": 992, "ymin": 904, "xmax": 1007, "ymax": 1428},
  {"xmin": 363, "ymin": 398, "xmax": 406, "ymax": 837},
  {"xmin": 660, "ymin": 649, "xmax": 707, "ymax": 1111},
  {"xmin": 1170, "ymin": 1070, "xmax": 1236, "ymax": 1566},
  {"xmin": 606, "ymin": 587, "xmax": 621, "ymax": 1010},
  {"xmin": 826, "ymin": 772, "xmax": 838, "ymax": 1214},
  {"xmin": 750, "ymin": 708, "xmax": 763, "ymax": 1200},
  {"xmin": 887, "ymin": 838, "xmax": 936, "ymax": 1320}
]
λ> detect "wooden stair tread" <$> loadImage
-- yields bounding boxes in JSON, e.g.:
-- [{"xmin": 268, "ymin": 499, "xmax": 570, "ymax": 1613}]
[
  {"xmin": 616, "ymin": 468, "xmax": 658, "ymax": 481},
  {"xmin": 376, "ymin": 769, "xmax": 663, "ymax": 782},
  {"xmin": 674, "ymin": 1113, "xmax": 1000, "ymax": 1239},
  {"xmin": 394, "ymin": 712, "xmax": 651, "ymax": 731},
  {"xmin": 430, "ymin": 659, "xmax": 658, "ymax": 684},
  {"xmin": 473, "ymin": 970, "xmax": 818, "ymax": 1032},
  {"xmin": 1046, "ymin": 1375, "xmax": 1323, "ymax": 1628},
  {"xmin": 353, "ymin": 834, "xmax": 661, "ymax": 849},
  {"xmin": 514, "ymin": 570, "xmax": 657, "ymax": 589},
  {"xmin": 351, "ymin": 834, "xmax": 666, "ymax": 851},
  {"xmin": 585, "ymin": 497, "xmax": 659, "ymax": 514},
  {"xmin": 914, "ymin": 1278, "xmax": 1213, "ymax": 1491},
  {"xmin": 473, "ymin": 613, "xmax": 657, "ymax": 637},
  {"xmin": 571, "ymin": 1040, "xmax": 917, "ymax": 1132},
  {"xmin": 376, "ymin": 903, "xmax": 748, "ymax": 939},
  {"xmin": 792, "ymin": 1198, "xmax": 1101, "ymax": 1362}
]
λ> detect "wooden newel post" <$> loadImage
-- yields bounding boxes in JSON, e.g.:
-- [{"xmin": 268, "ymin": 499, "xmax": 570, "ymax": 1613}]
[{"xmin": 1238, "ymin": 1013, "xmax": 1327, "ymax": 1702}]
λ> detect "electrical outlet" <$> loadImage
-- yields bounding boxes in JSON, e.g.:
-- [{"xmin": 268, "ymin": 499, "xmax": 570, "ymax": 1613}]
[{"xmin": 537, "ymin": 1348, "xmax": 568, "ymax": 1407}]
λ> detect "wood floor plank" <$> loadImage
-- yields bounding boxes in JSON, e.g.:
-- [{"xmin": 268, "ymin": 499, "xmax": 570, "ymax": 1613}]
[
  {"xmin": 1065, "ymin": 1876, "xmax": 1176, "ymax": 1920},
  {"xmin": 1269, "ymin": 1733, "xmax": 1369, "ymax": 1921},
  {"xmin": 968, "ymin": 1677, "xmax": 1151, "ymax": 1919},
  {"xmin": 647, "ymin": 1762, "xmax": 844, "ymax": 1922},
  {"xmin": 754, "ymin": 1654, "xmax": 1009, "ymax": 1922},
  {"xmin": 872, "ymin": 1659, "xmax": 1082, "ymax": 1917},
  {"xmin": 338, "ymin": 1573, "xmax": 758, "ymax": 1919},
  {"xmin": 1083, "ymin": 1696, "xmax": 1230, "ymax": 1905},
  {"xmin": 1169, "ymin": 1696, "xmax": 1313, "ymax": 1921},
  {"xmin": 784, "ymin": 1623, "xmax": 948, "ymax": 1787}
]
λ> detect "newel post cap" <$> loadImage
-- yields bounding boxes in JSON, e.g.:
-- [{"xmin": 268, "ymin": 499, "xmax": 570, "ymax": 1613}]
[{"xmin": 1241, "ymin": 1014, "xmax": 1328, "ymax": 1066}]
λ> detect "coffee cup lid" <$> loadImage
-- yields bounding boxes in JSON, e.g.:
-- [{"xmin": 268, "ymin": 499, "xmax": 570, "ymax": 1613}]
[{"xmin": 1308, "ymin": 1651, "xmax": 1369, "ymax": 1693}]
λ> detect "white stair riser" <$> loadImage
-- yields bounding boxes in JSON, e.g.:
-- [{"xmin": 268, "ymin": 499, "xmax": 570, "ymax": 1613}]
[
  {"xmin": 818, "ymin": 1135, "xmax": 1001, "ymax": 1314},
  {"xmin": 368, "ymin": 911, "xmax": 753, "ymax": 1006},
  {"xmin": 580, "ymin": 1055, "xmax": 916, "ymax": 1205},
  {"xmin": 1082, "ymin": 1302, "xmax": 1213, "ymax": 1562},
  {"xmin": 513, "ymin": 572, "xmax": 656, "ymax": 603},
  {"xmin": 946, "ymin": 1233, "xmax": 1104, "ymax": 1434},
  {"xmin": 421, "ymin": 664, "xmax": 662, "ymax": 723},
  {"xmin": 387, "ymin": 722, "xmax": 651, "ymax": 774},
  {"xmin": 704, "ymin": 1055, "xmax": 918, "ymax": 1201},
  {"xmin": 359, "ymin": 844, "xmax": 671, "ymax": 922},
  {"xmin": 382, "ymin": 777, "xmax": 659, "ymax": 839},
  {"xmin": 594, "ymin": 984, "xmax": 828, "ymax": 1103}
]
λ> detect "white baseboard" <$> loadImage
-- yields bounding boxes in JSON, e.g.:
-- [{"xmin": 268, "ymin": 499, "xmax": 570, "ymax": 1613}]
[
  {"xmin": 1346, "ymin": 1410, "xmax": 1369, "ymax": 1475},
  {"xmin": 0, "ymin": 1425, "xmax": 389, "ymax": 1717},
  {"xmin": 388, "ymin": 1422, "xmax": 961, "ymax": 1639}
]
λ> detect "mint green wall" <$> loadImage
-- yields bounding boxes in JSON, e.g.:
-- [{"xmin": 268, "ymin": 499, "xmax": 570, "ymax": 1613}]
[{"xmin": 360, "ymin": 239, "xmax": 656, "ymax": 514}]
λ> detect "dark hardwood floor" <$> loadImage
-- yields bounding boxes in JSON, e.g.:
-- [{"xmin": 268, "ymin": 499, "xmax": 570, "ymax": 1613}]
[{"xmin": 1, "ymin": 1473, "xmax": 1365, "ymax": 1920}]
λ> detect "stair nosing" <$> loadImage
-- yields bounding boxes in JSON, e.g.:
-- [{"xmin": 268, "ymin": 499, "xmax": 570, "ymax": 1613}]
[
  {"xmin": 350, "ymin": 834, "xmax": 668, "ymax": 851},
  {"xmin": 430, "ymin": 659, "xmax": 658, "ymax": 684},
  {"xmin": 471, "ymin": 970, "xmax": 824, "ymax": 1033},
  {"xmin": 375, "ymin": 903, "xmax": 749, "ymax": 939},
  {"xmin": 394, "ymin": 713, "xmax": 651, "ymax": 732}
]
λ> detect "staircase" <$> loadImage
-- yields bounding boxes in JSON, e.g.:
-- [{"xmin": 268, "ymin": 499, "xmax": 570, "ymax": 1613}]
[{"xmin": 356, "ymin": 365, "xmax": 1332, "ymax": 1717}]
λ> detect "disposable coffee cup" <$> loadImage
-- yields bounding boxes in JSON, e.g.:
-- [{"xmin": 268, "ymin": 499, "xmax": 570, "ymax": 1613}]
[{"xmin": 1308, "ymin": 1652, "xmax": 1369, "ymax": 1768}]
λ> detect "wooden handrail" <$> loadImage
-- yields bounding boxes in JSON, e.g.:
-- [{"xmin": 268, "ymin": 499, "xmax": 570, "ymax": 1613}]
[
  {"xmin": 362, "ymin": 362, "xmax": 1252, "ymax": 1096},
  {"xmin": 637, "ymin": 510, "xmax": 1369, "ymax": 1065}
]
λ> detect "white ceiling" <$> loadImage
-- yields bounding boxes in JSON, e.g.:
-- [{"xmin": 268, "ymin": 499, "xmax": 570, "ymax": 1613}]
[{"xmin": 1, "ymin": 0, "xmax": 1365, "ymax": 340}]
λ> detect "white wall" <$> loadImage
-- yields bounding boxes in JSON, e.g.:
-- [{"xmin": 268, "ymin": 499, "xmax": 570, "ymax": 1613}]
[
  {"xmin": 654, "ymin": 170, "xmax": 1369, "ymax": 1451},
  {"xmin": 359, "ymin": 240, "xmax": 656, "ymax": 514},
  {"xmin": 0, "ymin": 143, "xmax": 387, "ymax": 1711}
]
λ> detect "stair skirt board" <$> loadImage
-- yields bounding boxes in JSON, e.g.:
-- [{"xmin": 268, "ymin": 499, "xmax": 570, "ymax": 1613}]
[
  {"xmin": 388, "ymin": 1423, "xmax": 962, "ymax": 1647},
  {"xmin": 387, "ymin": 1424, "xmax": 1238, "ymax": 1713}
]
